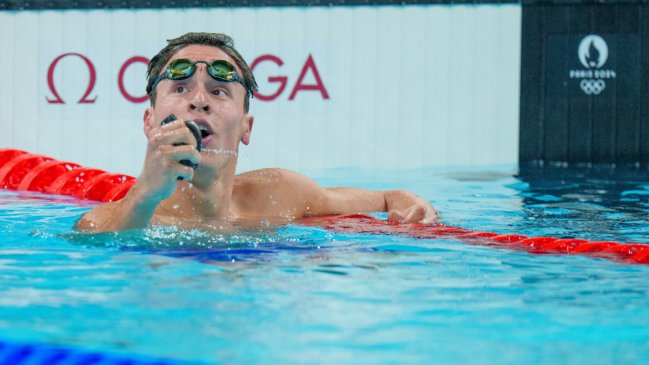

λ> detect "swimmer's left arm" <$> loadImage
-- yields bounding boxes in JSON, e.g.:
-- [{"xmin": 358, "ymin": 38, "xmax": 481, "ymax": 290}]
[
  {"xmin": 322, "ymin": 187, "xmax": 439, "ymax": 224},
  {"xmin": 263, "ymin": 169, "xmax": 437, "ymax": 223}
]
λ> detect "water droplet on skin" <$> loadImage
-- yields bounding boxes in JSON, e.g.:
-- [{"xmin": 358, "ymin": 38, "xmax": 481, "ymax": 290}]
[{"xmin": 202, "ymin": 148, "xmax": 238, "ymax": 157}]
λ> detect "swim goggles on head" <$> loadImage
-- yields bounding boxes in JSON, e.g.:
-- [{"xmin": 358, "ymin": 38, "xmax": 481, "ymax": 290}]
[{"xmin": 149, "ymin": 58, "xmax": 251, "ymax": 97}]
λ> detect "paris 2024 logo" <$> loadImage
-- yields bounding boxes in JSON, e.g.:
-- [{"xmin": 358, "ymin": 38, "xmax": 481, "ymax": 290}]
[{"xmin": 569, "ymin": 35, "xmax": 616, "ymax": 96}]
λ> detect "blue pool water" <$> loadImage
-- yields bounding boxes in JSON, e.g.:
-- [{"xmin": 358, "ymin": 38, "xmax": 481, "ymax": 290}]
[{"xmin": 1, "ymin": 165, "xmax": 649, "ymax": 365}]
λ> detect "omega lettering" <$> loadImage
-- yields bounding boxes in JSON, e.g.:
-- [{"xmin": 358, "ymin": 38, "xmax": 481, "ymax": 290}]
[
  {"xmin": 46, "ymin": 53, "xmax": 329, "ymax": 104},
  {"xmin": 250, "ymin": 55, "xmax": 288, "ymax": 101},
  {"xmin": 250, "ymin": 54, "xmax": 329, "ymax": 101},
  {"xmin": 118, "ymin": 56, "xmax": 150, "ymax": 103}
]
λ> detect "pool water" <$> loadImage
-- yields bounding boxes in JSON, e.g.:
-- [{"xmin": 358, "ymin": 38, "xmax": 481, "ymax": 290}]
[{"xmin": 1, "ymin": 165, "xmax": 649, "ymax": 365}]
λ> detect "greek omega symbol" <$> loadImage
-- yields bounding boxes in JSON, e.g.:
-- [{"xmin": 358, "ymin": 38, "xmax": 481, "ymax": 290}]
[
  {"xmin": 569, "ymin": 34, "xmax": 616, "ymax": 96},
  {"xmin": 46, "ymin": 54, "xmax": 151, "ymax": 104},
  {"xmin": 46, "ymin": 53, "xmax": 97, "ymax": 104}
]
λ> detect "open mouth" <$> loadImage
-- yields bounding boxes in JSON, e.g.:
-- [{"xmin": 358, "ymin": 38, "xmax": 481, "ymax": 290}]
[
  {"xmin": 192, "ymin": 120, "xmax": 214, "ymax": 142},
  {"xmin": 199, "ymin": 126, "xmax": 210, "ymax": 139}
]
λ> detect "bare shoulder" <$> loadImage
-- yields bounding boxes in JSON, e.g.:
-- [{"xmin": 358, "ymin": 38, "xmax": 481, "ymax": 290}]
[
  {"xmin": 232, "ymin": 168, "xmax": 326, "ymax": 218},
  {"xmin": 234, "ymin": 168, "xmax": 315, "ymax": 187},
  {"xmin": 74, "ymin": 202, "xmax": 119, "ymax": 232}
]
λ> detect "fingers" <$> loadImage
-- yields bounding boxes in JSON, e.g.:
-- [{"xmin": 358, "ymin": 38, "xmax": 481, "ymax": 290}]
[
  {"xmin": 173, "ymin": 163, "xmax": 195, "ymax": 181},
  {"xmin": 389, "ymin": 206, "xmax": 424, "ymax": 223},
  {"xmin": 388, "ymin": 209, "xmax": 405, "ymax": 222},
  {"xmin": 158, "ymin": 144, "xmax": 201, "ymax": 168},
  {"xmin": 420, "ymin": 207, "xmax": 440, "ymax": 224},
  {"xmin": 136, "ymin": 118, "xmax": 205, "ymax": 201},
  {"xmin": 152, "ymin": 119, "xmax": 198, "ymax": 149},
  {"xmin": 404, "ymin": 205, "xmax": 425, "ymax": 223},
  {"xmin": 389, "ymin": 205, "xmax": 438, "ymax": 224},
  {"xmin": 147, "ymin": 119, "xmax": 201, "ymax": 176},
  {"xmin": 385, "ymin": 190, "xmax": 439, "ymax": 225},
  {"xmin": 144, "ymin": 129, "xmax": 201, "ymax": 182}
]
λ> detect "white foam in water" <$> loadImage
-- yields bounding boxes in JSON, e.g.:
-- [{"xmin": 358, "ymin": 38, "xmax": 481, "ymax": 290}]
[{"xmin": 202, "ymin": 148, "xmax": 238, "ymax": 157}]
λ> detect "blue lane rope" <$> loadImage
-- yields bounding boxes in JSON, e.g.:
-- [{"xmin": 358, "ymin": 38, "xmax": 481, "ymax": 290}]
[{"xmin": 0, "ymin": 339, "xmax": 211, "ymax": 365}]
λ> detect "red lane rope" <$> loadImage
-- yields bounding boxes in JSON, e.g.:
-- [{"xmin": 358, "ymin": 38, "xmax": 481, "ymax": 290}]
[
  {"xmin": 298, "ymin": 214, "xmax": 649, "ymax": 265},
  {"xmin": 2, "ymin": 148, "xmax": 648, "ymax": 265},
  {"xmin": 0, "ymin": 149, "xmax": 134, "ymax": 202}
]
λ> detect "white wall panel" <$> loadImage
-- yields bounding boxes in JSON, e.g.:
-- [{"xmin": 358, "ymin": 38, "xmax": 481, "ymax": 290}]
[{"xmin": 0, "ymin": 5, "xmax": 521, "ymax": 176}]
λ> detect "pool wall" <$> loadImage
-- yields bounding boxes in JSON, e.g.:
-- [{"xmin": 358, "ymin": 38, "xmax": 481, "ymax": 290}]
[{"xmin": 0, "ymin": 1, "xmax": 521, "ymax": 176}]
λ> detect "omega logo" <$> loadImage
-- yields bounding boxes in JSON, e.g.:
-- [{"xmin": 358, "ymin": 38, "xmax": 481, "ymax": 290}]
[
  {"xmin": 46, "ymin": 53, "xmax": 100, "ymax": 104},
  {"xmin": 46, "ymin": 53, "xmax": 329, "ymax": 104}
]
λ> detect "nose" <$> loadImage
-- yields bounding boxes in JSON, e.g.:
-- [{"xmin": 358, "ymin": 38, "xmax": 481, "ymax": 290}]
[
  {"xmin": 188, "ymin": 64, "xmax": 210, "ymax": 113},
  {"xmin": 189, "ymin": 90, "xmax": 210, "ymax": 113}
]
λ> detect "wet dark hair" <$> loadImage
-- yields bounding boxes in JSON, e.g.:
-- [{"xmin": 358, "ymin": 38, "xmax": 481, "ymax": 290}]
[{"xmin": 146, "ymin": 32, "xmax": 258, "ymax": 112}]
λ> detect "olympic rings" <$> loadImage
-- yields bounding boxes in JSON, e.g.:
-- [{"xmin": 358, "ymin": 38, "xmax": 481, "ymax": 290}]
[{"xmin": 580, "ymin": 79, "xmax": 606, "ymax": 95}]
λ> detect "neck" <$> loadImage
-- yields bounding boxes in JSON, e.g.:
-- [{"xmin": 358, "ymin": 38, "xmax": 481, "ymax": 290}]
[{"xmin": 158, "ymin": 158, "xmax": 238, "ymax": 221}]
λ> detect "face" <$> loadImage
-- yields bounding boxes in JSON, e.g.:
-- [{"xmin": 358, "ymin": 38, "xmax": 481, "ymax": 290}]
[{"xmin": 143, "ymin": 45, "xmax": 253, "ymax": 170}]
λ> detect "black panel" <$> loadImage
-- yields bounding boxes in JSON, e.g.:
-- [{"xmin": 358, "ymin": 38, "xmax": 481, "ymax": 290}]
[
  {"xmin": 591, "ymin": 6, "xmax": 616, "ymax": 164},
  {"xmin": 519, "ymin": 5, "xmax": 544, "ymax": 163},
  {"xmin": 542, "ymin": 6, "xmax": 570, "ymax": 163},
  {"xmin": 640, "ymin": 5, "xmax": 649, "ymax": 164},
  {"xmin": 520, "ymin": 2, "xmax": 649, "ymax": 166},
  {"xmin": 567, "ymin": 7, "xmax": 593, "ymax": 163},
  {"xmin": 614, "ymin": 6, "xmax": 640, "ymax": 164}
]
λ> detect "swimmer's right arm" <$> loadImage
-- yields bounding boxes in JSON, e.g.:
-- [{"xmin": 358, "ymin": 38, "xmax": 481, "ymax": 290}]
[
  {"xmin": 74, "ymin": 118, "xmax": 200, "ymax": 233},
  {"xmin": 74, "ymin": 191, "xmax": 158, "ymax": 233}
]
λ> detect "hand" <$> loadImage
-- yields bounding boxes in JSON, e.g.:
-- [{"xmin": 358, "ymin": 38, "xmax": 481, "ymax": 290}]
[
  {"xmin": 136, "ymin": 117, "xmax": 201, "ymax": 203},
  {"xmin": 385, "ymin": 190, "xmax": 438, "ymax": 224}
]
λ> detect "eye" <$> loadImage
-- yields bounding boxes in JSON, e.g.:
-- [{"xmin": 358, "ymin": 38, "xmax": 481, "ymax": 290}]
[
  {"xmin": 211, "ymin": 88, "xmax": 228, "ymax": 97},
  {"xmin": 174, "ymin": 85, "xmax": 188, "ymax": 94}
]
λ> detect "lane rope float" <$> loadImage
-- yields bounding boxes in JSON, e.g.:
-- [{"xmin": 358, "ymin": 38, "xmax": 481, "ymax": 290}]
[
  {"xmin": 1, "ymin": 148, "xmax": 648, "ymax": 265},
  {"xmin": 298, "ymin": 214, "xmax": 649, "ymax": 265},
  {"xmin": 0, "ymin": 149, "xmax": 134, "ymax": 202}
]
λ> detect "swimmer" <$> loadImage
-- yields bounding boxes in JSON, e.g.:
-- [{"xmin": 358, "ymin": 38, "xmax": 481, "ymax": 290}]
[{"xmin": 75, "ymin": 32, "xmax": 437, "ymax": 233}]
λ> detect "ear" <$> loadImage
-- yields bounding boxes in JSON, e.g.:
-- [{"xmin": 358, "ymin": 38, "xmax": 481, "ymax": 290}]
[
  {"xmin": 241, "ymin": 114, "xmax": 254, "ymax": 145},
  {"xmin": 143, "ymin": 107, "xmax": 155, "ymax": 137}
]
